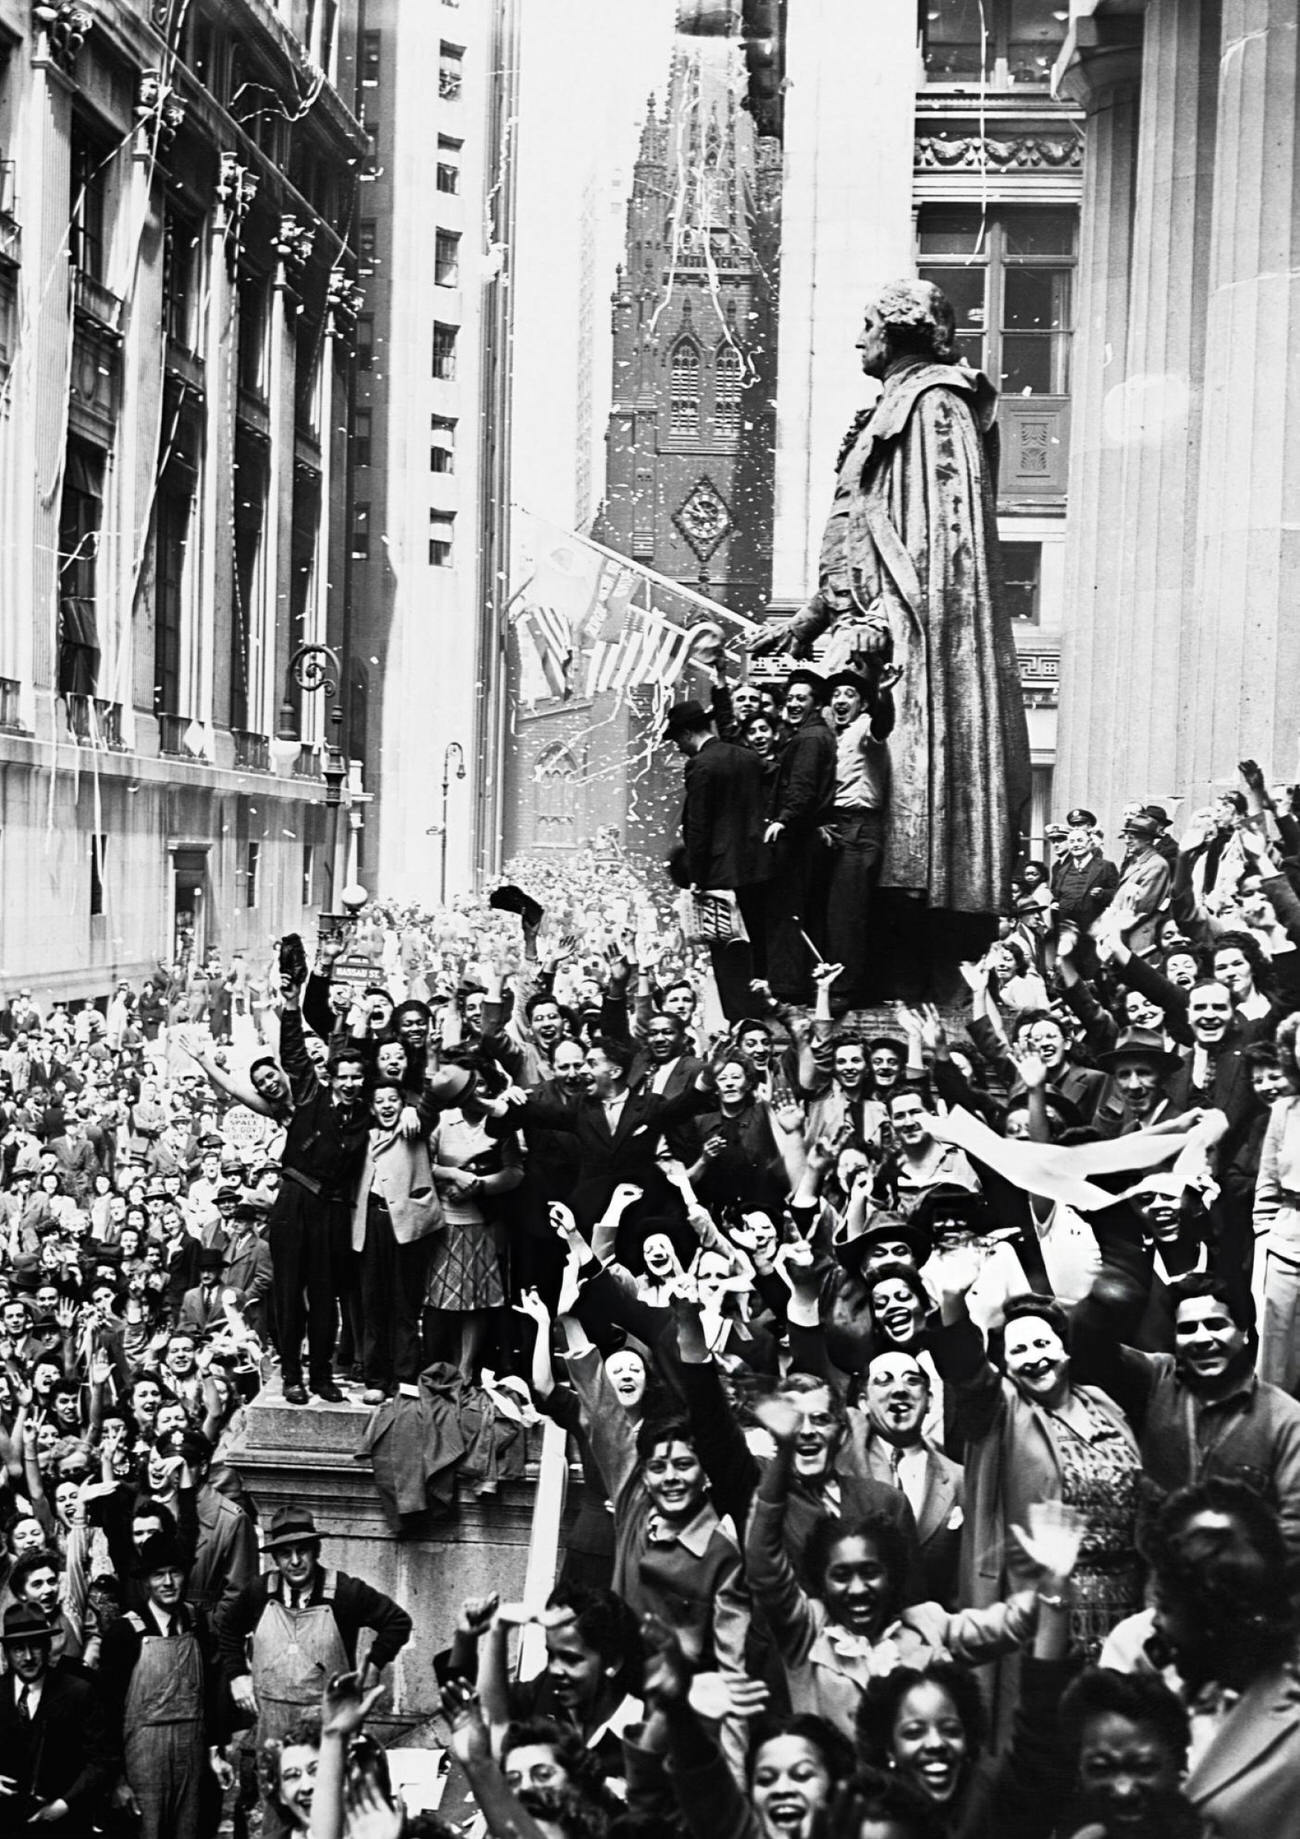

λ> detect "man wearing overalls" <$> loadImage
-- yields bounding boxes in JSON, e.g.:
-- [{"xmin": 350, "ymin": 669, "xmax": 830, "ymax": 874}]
[
  {"xmin": 216, "ymin": 1506, "xmax": 412, "ymax": 1833},
  {"xmin": 98, "ymin": 1531, "xmax": 232, "ymax": 1839}
]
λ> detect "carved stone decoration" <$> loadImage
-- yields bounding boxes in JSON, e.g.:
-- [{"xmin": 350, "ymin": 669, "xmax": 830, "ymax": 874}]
[
  {"xmin": 134, "ymin": 69, "xmax": 185, "ymax": 155},
  {"xmin": 275, "ymin": 214, "xmax": 316, "ymax": 277},
  {"xmin": 32, "ymin": 1, "xmax": 93, "ymax": 73},
  {"xmin": 325, "ymin": 269, "xmax": 364, "ymax": 344},
  {"xmin": 672, "ymin": 475, "xmax": 733, "ymax": 562},
  {"xmin": 216, "ymin": 152, "xmax": 258, "ymax": 233},
  {"xmin": 914, "ymin": 134, "xmax": 1083, "ymax": 171}
]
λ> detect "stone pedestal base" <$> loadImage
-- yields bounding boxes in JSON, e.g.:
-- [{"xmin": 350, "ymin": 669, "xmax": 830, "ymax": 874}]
[{"xmin": 225, "ymin": 1381, "xmax": 540, "ymax": 1739}]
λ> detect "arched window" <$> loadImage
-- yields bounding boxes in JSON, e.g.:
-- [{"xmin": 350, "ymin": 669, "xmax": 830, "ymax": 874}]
[
  {"xmin": 715, "ymin": 342, "xmax": 742, "ymax": 438},
  {"xmin": 535, "ymin": 743, "xmax": 580, "ymax": 841},
  {"xmin": 669, "ymin": 338, "xmax": 701, "ymax": 440}
]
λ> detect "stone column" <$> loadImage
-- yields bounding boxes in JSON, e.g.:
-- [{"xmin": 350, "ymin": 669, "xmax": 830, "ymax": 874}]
[
  {"xmin": 1184, "ymin": 1, "xmax": 1300, "ymax": 798},
  {"xmin": 1053, "ymin": 31, "xmax": 1142, "ymax": 814},
  {"xmin": 1070, "ymin": 0, "xmax": 1221, "ymax": 823},
  {"xmin": 768, "ymin": 0, "xmax": 916, "ymax": 613}
]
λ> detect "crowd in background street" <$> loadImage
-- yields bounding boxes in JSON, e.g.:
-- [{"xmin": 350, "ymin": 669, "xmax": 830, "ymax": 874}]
[{"xmin": 2, "ymin": 749, "xmax": 1300, "ymax": 1838}]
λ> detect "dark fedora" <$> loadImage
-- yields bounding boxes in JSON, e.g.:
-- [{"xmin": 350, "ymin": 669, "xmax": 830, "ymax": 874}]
[
  {"xmin": 911, "ymin": 1184, "xmax": 990, "ymax": 1241},
  {"xmin": 134, "ymin": 1531, "xmax": 190, "ymax": 1577},
  {"xmin": 825, "ymin": 669, "xmax": 873, "ymax": 701},
  {"xmin": 834, "ymin": 1208, "xmax": 932, "ymax": 1271},
  {"xmin": 662, "ymin": 699, "xmax": 714, "ymax": 740},
  {"xmin": 488, "ymin": 885, "xmax": 545, "ymax": 931},
  {"xmin": 614, "ymin": 1212, "xmax": 699, "ymax": 1280},
  {"xmin": 0, "ymin": 1603, "xmax": 55, "ymax": 1646},
  {"xmin": 784, "ymin": 668, "xmax": 828, "ymax": 703},
  {"xmin": 1121, "ymin": 812, "xmax": 1160, "ymax": 841},
  {"xmin": 262, "ymin": 1506, "xmax": 322, "ymax": 1551},
  {"xmin": 1096, "ymin": 1028, "xmax": 1182, "ymax": 1075}
]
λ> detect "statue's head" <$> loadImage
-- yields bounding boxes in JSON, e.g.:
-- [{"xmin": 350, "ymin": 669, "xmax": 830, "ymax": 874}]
[{"xmin": 857, "ymin": 279, "xmax": 958, "ymax": 378}]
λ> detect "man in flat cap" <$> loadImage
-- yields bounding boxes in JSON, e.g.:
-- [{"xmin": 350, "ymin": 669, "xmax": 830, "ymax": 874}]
[{"xmin": 664, "ymin": 697, "xmax": 772, "ymax": 1020}]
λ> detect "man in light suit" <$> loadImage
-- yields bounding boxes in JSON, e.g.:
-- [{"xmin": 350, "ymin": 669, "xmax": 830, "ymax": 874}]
[{"xmin": 855, "ymin": 1348, "xmax": 964, "ymax": 1607}]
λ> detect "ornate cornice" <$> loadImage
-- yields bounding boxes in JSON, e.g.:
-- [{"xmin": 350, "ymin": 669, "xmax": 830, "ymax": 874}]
[{"xmin": 915, "ymin": 132, "xmax": 1082, "ymax": 172}]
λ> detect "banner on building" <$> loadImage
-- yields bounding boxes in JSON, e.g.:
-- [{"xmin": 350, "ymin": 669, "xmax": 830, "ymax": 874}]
[{"xmin": 508, "ymin": 511, "xmax": 756, "ymax": 709}]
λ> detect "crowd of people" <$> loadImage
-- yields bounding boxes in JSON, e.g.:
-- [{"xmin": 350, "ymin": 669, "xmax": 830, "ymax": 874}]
[{"xmin": 1, "ymin": 757, "xmax": 1300, "ymax": 1839}]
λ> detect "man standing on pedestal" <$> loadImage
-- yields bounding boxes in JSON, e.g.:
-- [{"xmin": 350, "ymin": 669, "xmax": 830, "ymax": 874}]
[
  {"xmin": 822, "ymin": 667, "xmax": 897, "ymax": 1013},
  {"xmin": 664, "ymin": 698, "xmax": 771, "ymax": 1023}
]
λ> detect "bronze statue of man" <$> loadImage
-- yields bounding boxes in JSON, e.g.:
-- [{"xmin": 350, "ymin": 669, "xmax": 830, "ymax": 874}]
[{"xmin": 754, "ymin": 279, "xmax": 1030, "ymax": 958}]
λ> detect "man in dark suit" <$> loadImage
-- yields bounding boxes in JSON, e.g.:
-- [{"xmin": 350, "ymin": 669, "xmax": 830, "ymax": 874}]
[
  {"xmin": 1164, "ymin": 980, "xmax": 1258, "ymax": 1156},
  {"xmin": 1049, "ymin": 807, "xmax": 1119, "ymax": 936},
  {"xmin": 665, "ymin": 696, "xmax": 772, "ymax": 1020},
  {"xmin": 0, "ymin": 1602, "xmax": 113, "ymax": 1835},
  {"xmin": 763, "ymin": 669, "xmax": 837, "ymax": 1003},
  {"xmin": 493, "ymin": 1034, "xmax": 711, "ymax": 1231}
]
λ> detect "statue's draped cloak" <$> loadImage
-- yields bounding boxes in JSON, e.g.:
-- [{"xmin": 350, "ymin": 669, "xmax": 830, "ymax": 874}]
[{"xmin": 816, "ymin": 358, "xmax": 1031, "ymax": 916}]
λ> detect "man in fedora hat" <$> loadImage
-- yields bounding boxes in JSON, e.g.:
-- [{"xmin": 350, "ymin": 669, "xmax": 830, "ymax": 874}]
[
  {"xmin": 177, "ymin": 1245, "xmax": 235, "ymax": 1339},
  {"xmin": 98, "ymin": 1530, "xmax": 230, "ymax": 1839},
  {"xmin": 1100, "ymin": 810, "xmax": 1172, "ymax": 960},
  {"xmin": 763, "ymin": 668, "xmax": 836, "ymax": 1003},
  {"xmin": 0, "ymin": 1602, "xmax": 112, "ymax": 1835},
  {"xmin": 1094, "ymin": 1028, "xmax": 1183, "ymax": 1139},
  {"xmin": 822, "ymin": 666, "xmax": 896, "ymax": 1010},
  {"xmin": 664, "ymin": 696, "xmax": 771, "ymax": 1021},
  {"xmin": 216, "ymin": 1505, "xmax": 411, "ymax": 1807}
]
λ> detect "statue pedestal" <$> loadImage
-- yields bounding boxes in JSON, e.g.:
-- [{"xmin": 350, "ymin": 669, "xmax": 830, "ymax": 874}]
[{"xmin": 225, "ymin": 1382, "xmax": 540, "ymax": 1739}]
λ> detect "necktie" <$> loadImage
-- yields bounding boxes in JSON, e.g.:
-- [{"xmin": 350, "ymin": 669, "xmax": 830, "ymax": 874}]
[
  {"xmin": 889, "ymin": 1444, "xmax": 903, "ymax": 1484},
  {"xmin": 17, "ymin": 1684, "xmax": 30, "ymax": 1722}
]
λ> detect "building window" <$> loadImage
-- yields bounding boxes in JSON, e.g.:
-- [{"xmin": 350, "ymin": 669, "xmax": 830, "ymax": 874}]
[
  {"xmin": 435, "ymin": 229, "xmax": 460, "ymax": 287},
  {"xmin": 439, "ymin": 42, "xmax": 464, "ymax": 99},
  {"xmin": 237, "ymin": 272, "xmax": 269, "ymax": 398},
  {"xmin": 437, "ymin": 135, "xmax": 462, "ymax": 193},
  {"xmin": 163, "ymin": 206, "xmax": 201, "ymax": 350},
  {"xmin": 245, "ymin": 839, "xmax": 260, "ymax": 909},
  {"xmin": 361, "ymin": 28, "xmax": 381, "ymax": 86},
  {"xmin": 351, "ymin": 502, "xmax": 371, "ymax": 559},
  {"xmin": 58, "ymin": 439, "xmax": 104, "ymax": 697},
  {"xmin": 669, "ymin": 338, "xmax": 701, "ymax": 439},
  {"xmin": 432, "ymin": 321, "xmax": 457, "ymax": 380},
  {"xmin": 357, "ymin": 219, "xmax": 377, "ymax": 272},
  {"xmin": 154, "ymin": 469, "xmax": 192, "ymax": 715},
  {"xmin": 714, "ymin": 343, "xmax": 742, "ymax": 439},
  {"xmin": 320, "ymin": 0, "xmax": 338, "ymax": 77},
  {"xmin": 352, "ymin": 408, "xmax": 372, "ymax": 469},
  {"xmin": 917, "ymin": 204, "xmax": 1076, "ymax": 396},
  {"xmin": 429, "ymin": 513, "xmax": 455, "ymax": 566},
  {"xmin": 430, "ymin": 414, "xmax": 456, "ymax": 472},
  {"xmin": 69, "ymin": 118, "xmax": 108, "ymax": 281},
  {"xmin": 302, "ymin": 842, "xmax": 315, "ymax": 906},
  {"xmin": 1001, "ymin": 540, "xmax": 1041, "ymax": 623},
  {"xmin": 231, "ymin": 434, "xmax": 266, "ymax": 731},
  {"xmin": 356, "ymin": 315, "xmax": 374, "ymax": 370},
  {"xmin": 90, "ymin": 833, "xmax": 107, "ymax": 918},
  {"xmin": 921, "ymin": 0, "xmax": 1062, "ymax": 89}
]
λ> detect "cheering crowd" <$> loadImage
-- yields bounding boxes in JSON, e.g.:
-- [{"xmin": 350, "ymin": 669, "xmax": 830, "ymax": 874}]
[{"xmin": 2, "ymin": 752, "xmax": 1300, "ymax": 1839}]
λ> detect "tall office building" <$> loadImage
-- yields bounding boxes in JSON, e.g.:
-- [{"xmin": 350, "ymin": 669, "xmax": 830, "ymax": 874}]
[
  {"xmin": 0, "ymin": 0, "xmax": 367, "ymax": 999},
  {"xmin": 345, "ymin": 0, "xmax": 519, "ymax": 904}
]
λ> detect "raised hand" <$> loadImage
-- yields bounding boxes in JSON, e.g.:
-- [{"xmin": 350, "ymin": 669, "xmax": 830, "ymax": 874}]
[
  {"xmin": 930, "ymin": 1242, "xmax": 983, "ymax": 1303},
  {"xmin": 750, "ymin": 1392, "xmax": 803, "ymax": 1445},
  {"xmin": 512, "ymin": 1287, "xmax": 550, "ymax": 1327},
  {"xmin": 556, "ymin": 1248, "xmax": 585, "ymax": 1318},
  {"xmin": 811, "ymin": 959, "xmax": 843, "ymax": 988},
  {"xmin": 640, "ymin": 1612, "xmax": 693, "ymax": 1706},
  {"xmin": 1011, "ymin": 1499, "xmax": 1086, "ymax": 1586},
  {"xmin": 320, "ymin": 1668, "xmax": 386, "ymax": 1738},
  {"xmin": 548, "ymin": 1201, "xmax": 581, "ymax": 1241},
  {"xmin": 456, "ymin": 1592, "xmax": 501, "ymax": 1639},
  {"xmin": 440, "ymin": 1676, "xmax": 492, "ymax": 1769},
  {"xmin": 957, "ymin": 958, "xmax": 989, "ymax": 993},
  {"xmin": 608, "ymin": 1183, "xmax": 643, "ymax": 1215},
  {"xmin": 1013, "ymin": 1049, "xmax": 1048, "ymax": 1091},
  {"xmin": 689, "ymin": 1671, "xmax": 772, "ymax": 1721}
]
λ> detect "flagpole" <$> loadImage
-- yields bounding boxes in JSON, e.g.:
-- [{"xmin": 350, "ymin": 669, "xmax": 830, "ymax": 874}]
[{"xmin": 514, "ymin": 505, "xmax": 759, "ymax": 630}]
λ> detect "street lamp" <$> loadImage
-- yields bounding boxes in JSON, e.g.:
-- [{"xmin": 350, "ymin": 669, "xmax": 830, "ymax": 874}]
[
  {"xmin": 440, "ymin": 741, "xmax": 466, "ymax": 906},
  {"xmin": 274, "ymin": 642, "xmax": 357, "ymax": 931}
]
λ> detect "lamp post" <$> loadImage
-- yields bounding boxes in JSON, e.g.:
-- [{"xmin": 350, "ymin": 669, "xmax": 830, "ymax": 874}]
[
  {"xmin": 440, "ymin": 740, "xmax": 466, "ymax": 906},
  {"xmin": 274, "ymin": 643, "xmax": 358, "ymax": 932}
]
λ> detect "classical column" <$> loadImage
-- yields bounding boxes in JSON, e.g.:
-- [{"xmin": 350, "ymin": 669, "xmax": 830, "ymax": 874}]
[
  {"xmin": 1184, "ymin": 1, "xmax": 1300, "ymax": 798},
  {"xmin": 768, "ymin": 0, "xmax": 915, "ymax": 613},
  {"xmin": 1053, "ymin": 32, "xmax": 1142, "ymax": 815},
  {"xmin": 1073, "ymin": 0, "xmax": 1220, "ymax": 822}
]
